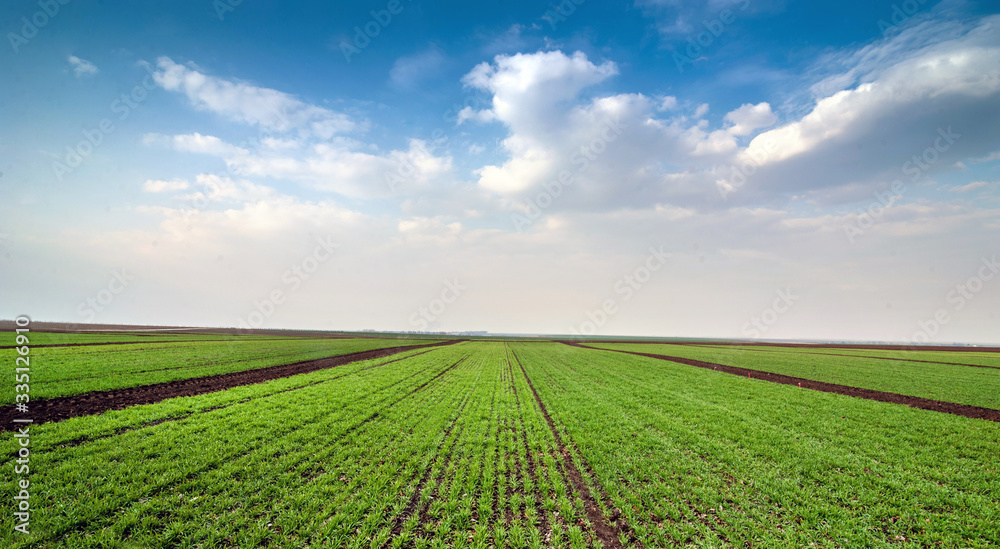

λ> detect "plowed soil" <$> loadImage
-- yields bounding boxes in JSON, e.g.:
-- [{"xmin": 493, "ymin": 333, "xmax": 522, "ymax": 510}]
[
  {"xmin": 0, "ymin": 341, "xmax": 457, "ymax": 430},
  {"xmin": 564, "ymin": 342, "xmax": 1000, "ymax": 423},
  {"xmin": 564, "ymin": 339, "xmax": 1000, "ymax": 353}
]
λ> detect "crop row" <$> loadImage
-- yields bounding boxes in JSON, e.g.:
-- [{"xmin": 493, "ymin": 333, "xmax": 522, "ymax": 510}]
[
  {"xmin": 516, "ymin": 342, "xmax": 1000, "ymax": 548},
  {"xmin": 1, "ymin": 342, "xmax": 618, "ymax": 548},
  {"xmin": 1, "ymin": 342, "xmax": 468, "ymax": 547}
]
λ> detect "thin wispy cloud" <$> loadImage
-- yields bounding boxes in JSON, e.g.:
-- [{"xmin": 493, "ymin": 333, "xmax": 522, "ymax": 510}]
[{"xmin": 67, "ymin": 55, "xmax": 98, "ymax": 77}]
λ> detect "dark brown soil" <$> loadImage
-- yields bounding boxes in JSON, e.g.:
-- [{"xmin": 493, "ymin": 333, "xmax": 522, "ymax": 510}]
[
  {"xmin": 0, "ymin": 320, "xmax": 365, "ymax": 338},
  {"xmin": 510, "ymin": 345, "xmax": 635, "ymax": 549},
  {"xmin": 564, "ymin": 339, "xmax": 1000, "ymax": 353},
  {"xmin": 0, "ymin": 341, "xmax": 457, "ymax": 431},
  {"xmin": 679, "ymin": 344, "xmax": 1000, "ymax": 370},
  {"xmin": 0, "ymin": 338, "xmax": 338, "ymax": 350},
  {"xmin": 564, "ymin": 342, "xmax": 1000, "ymax": 423}
]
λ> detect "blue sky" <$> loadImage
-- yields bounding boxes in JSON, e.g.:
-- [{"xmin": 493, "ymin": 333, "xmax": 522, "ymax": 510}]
[{"xmin": 2, "ymin": 0, "xmax": 999, "ymax": 342}]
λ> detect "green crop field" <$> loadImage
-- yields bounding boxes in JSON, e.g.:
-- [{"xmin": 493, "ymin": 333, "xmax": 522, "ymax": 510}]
[{"xmin": 2, "ymin": 336, "xmax": 998, "ymax": 548}]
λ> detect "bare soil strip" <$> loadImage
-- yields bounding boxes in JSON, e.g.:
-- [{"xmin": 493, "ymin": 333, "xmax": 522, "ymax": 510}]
[
  {"xmin": 681, "ymin": 343, "xmax": 1000, "ymax": 370},
  {"xmin": 0, "ymin": 341, "xmax": 458, "ymax": 430},
  {"xmin": 565, "ymin": 339, "xmax": 1000, "ymax": 353},
  {"xmin": 565, "ymin": 343, "xmax": 1000, "ymax": 423},
  {"xmin": 510, "ymin": 346, "xmax": 633, "ymax": 549},
  {"xmin": 0, "ymin": 338, "xmax": 323, "ymax": 350}
]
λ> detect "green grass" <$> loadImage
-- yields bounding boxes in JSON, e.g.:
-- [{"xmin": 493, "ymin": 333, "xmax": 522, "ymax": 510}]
[
  {"xmin": 0, "ymin": 334, "xmax": 436, "ymax": 404},
  {"xmin": 514, "ymin": 342, "xmax": 1000, "ymax": 548},
  {"xmin": 1, "ymin": 340, "xmax": 997, "ymax": 548},
  {"xmin": 583, "ymin": 342, "xmax": 1000, "ymax": 410},
  {"xmin": 1, "ymin": 342, "xmax": 598, "ymax": 549}
]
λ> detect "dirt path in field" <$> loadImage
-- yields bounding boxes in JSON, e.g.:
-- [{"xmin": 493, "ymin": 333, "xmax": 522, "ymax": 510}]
[
  {"xmin": 0, "ymin": 341, "xmax": 458, "ymax": 430},
  {"xmin": 510, "ymin": 345, "xmax": 642, "ymax": 549},
  {"xmin": 566, "ymin": 339, "xmax": 1000, "ymax": 353},
  {"xmin": 678, "ymin": 344, "xmax": 1000, "ymax": 371},
  {"xmin": 563, "ymin": 342, "xmax": 1000, "ymax": 423},
  {"xmin": 0, "ymin": 337, "xmax": 433, "ymax": 350}
]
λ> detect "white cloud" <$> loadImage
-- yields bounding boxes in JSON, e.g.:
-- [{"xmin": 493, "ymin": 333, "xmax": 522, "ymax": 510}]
[
  {"xmin": 657, "ymin": 96, "xmax": 678, "ymax": 110},
  {"xmin": 150, "ymin": 57, "xmax": 355, "ymax": 138},
  {"xmin": 144, "ymin": 132, "xmax": 249, "ymax": 157},
  {"xmin": 724, "ymin": 102, "xmax": 777, "ymax": 136},
  {"xmin": 971, "ymin": 150, "xmax": 1000, "ymax": 163},
  {"xmin": 744, "ymin": 16, "xmax": 1000, "ymax": 169},
  {"xmin": 68, "ymin": 55, "xmax": 98, "ymax": 78},
  {"xmin": 457, "ymin": 50, "xmax": 779, "ymax": 206},
  {"xmin": 454, "ymin": 14, "xmax": 1000, "ymax": 218},
  {"xmin": 949, "ymin": 181, "xmax": 994, "ymax": 193},
  {"xmin": 456, "ymin": 106, "xmax": 497, "ymax": 124},
  {"xmin": 143, "ymin": 131, "xmax": 455, "ymax": 200},
  {"xmin": 142, "ymin": 179, "xmax": 190, "ymax": 193},
  {"xmin": 179, "ymin": 174, "xmax": 278, "ymax": 204},
  {"xmin": 462, "ymin": 50, "xmax": 619, "ymax": 126}
]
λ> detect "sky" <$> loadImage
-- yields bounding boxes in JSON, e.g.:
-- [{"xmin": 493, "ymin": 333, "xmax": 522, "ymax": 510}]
[{"xmin": 1, "ymin": 0, "xmax": 999, "ymax": 343}]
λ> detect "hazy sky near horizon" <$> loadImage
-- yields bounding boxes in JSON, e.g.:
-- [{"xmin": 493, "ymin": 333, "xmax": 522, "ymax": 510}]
[{"xmin": 1, "ymin": 0, "xmax": 999, "ymax": 342}]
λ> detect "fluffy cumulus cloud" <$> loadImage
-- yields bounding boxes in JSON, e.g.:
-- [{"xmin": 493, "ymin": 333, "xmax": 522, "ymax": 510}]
[
  {"xmin": 457, "ymin": 50, "xmax": 782, "ymax": 211},
  {"xmin": 458, "ymin": 15, "xmax": 1000, "ymax": 217},
  {"xmin": 735, "ymin": 16, "xmax": 1000, "ymax": 199}
]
